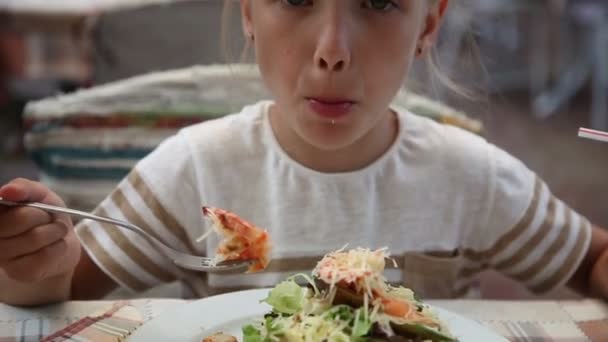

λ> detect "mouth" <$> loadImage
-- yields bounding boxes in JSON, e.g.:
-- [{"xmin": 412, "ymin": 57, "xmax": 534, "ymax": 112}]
[{"xmin": 306, "ymin": 97, "xmax": 356, "ymax": 120}]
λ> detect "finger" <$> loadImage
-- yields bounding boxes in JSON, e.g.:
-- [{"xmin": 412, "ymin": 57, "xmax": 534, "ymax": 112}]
[
  {"xmin": 1, "ymin": 178, "xmax": 50, "ymax": 203},
  {"xmin": 0, "ymin": 222, "xmax": 69, "ymax": 262},
  {"xmin": 0, "ymin": 178, "xmax": 65, "ymax": 207},
  {"xmin": 0, "ymin": 185, "xmax": 10, "ymax": 215},
  {"xmin": 0, "ymin": 206, "xmax": 54, "ymax": 238},
  {"xmin": 1, "ymin": 239, "xmax": 68, "ymax": 283},
  {"xmin": 0, "ymin": 179, "xmax": 71, "ymax": 236}
]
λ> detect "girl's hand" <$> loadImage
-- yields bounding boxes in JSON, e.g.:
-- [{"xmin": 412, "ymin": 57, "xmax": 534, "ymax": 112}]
[
  {"xmin": 0, "ymin": 178, "xmax": 81, "ymax": 284},
  {"xmin": 590, "ymin": 246, "xmax": 608, "ymax": 299}
]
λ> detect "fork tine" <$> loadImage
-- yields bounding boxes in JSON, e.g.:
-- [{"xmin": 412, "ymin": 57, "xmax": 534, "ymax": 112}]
[
  {"xmin": 172, "ymin": 254, "xmax": 252, "ymax": 273},
  {"xmin": 214, "ymin": 259, "xmax": 254, "ymax": 268}
]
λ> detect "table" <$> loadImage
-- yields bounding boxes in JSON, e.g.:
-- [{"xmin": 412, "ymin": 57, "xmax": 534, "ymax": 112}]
[
  {"xmin": 0, "ymin": 0, "xmax": 198, "ymax": 15},
  {"xmin": 1, "ymin": 298, "xmax": 608, "ymax": 341}
]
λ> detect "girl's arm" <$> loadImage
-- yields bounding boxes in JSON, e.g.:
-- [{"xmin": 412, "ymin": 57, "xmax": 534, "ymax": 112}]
[
  {"xmin": 0, "ymin": 247, "xmax": 118, "ymax": 305},
  {"xmin": 71, "ymin": 248, "xmax": 119, "ymax": 300},
  {"xmin": 568, "ymin": 225, "xmax": 608, "ymax": 298}
]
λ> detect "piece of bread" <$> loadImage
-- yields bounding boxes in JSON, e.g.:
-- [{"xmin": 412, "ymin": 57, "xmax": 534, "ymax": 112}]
[{"xmin": 202, "ymin": 332, "xmax": 238, "ymax": 342}]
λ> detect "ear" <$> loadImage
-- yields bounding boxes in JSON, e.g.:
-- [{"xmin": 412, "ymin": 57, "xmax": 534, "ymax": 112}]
[
  {"xmin": 240, "ymin": 0, "xmax": 254, "ymax": 39},
  {"xmin": 418, "ymin": 0, "xmax": 450, "ymax": 54}
]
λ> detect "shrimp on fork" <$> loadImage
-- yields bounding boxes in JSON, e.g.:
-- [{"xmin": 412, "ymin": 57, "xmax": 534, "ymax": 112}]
[{"xmin": 198, "ymin": 206, "xmax": 271, "ymax": 273}]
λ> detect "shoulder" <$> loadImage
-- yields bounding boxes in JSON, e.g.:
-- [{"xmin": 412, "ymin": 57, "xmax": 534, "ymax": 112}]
[
  {"xmin": 132, "ymin": 101, "xmax": 269, "ymax": 185},
  {"xmin": 179, "ymin": 101, "xmax": 270, "ymax": 162},
  {"xmin": 397, "ymin": 108, "xmax": 493, "ymax": 182}
]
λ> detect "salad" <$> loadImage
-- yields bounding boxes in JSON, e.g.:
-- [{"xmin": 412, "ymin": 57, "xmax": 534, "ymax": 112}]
[{"xmin": 242, "ymin": 247, "xmax": 457, "ymax": 342}]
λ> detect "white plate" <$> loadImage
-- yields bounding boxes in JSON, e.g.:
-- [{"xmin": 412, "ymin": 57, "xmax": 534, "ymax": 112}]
[{"xmin": 129, "ymin": 289, "xmax": 507, "ymax": 342}]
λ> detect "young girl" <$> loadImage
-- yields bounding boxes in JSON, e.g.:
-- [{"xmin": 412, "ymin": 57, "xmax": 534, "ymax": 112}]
[{"xmin": 1, "ymin": 0, "xmax": 608, "ymax": 306}]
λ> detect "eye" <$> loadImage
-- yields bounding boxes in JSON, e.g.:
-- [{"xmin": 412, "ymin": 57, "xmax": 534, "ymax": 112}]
[
  {"xmin": 362, "ymin": 0, "xmax": 398, "ymax": 11},
  {"xmin": 282, "ymin": 0, "xmax": 313, "ymax": 7}
]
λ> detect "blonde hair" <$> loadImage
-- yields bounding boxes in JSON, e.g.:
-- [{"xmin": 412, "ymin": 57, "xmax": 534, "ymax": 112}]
[
  {"xmin": 220, "ymin": 0, "xmax": 479, "ymax": 100},
  {"xmin": 221, "ymin": 0, "xmax": 249, "ymax": 65},
  {"xmin": 421, "ymin": 32, "xmax": 481, "ymax": 100}
]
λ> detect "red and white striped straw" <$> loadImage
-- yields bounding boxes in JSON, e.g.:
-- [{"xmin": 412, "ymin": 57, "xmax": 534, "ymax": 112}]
[{"xmin": 579, "ymin": 127, "xmax": 608, "ymax": 143}]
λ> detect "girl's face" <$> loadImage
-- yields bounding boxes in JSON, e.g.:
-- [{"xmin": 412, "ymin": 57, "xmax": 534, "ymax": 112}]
[{"xmin": 241, "ymin": 0, "xmax": 448, "ymax": 152}]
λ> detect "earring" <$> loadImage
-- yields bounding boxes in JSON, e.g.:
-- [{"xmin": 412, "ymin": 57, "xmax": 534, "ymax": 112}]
[
  {"xmin": 248, "ymin": 33, "xmax": 255, "ymax": 41},
  {"xmin": 416, "ymin": 47, "xmax": 423, "ymax": 56}
]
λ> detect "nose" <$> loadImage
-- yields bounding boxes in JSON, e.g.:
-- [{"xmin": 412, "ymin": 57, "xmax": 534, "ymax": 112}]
[{"xmin": 313, "ymin": 15, "xmax": 351, "ymax": 73}]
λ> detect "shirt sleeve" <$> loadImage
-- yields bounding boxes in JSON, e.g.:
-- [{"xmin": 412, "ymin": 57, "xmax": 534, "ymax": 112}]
[
  {"xmin": 74, "ymin": 131, "xmax": 206, "ymax": 293},
  {"xmin": 466, "ymin": 143, "xmax": 592, "ymax": 294}
]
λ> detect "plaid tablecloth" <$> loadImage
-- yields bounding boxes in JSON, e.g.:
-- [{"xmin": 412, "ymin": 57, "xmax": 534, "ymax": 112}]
[{"xmin": 0, "ymin": 298, "xmax": 607, "ymax": 341}]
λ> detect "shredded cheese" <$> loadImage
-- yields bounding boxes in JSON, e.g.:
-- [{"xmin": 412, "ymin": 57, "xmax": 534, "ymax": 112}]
[
  {"xmin": 312, "ymin": 247, "xmax": 390, "ymax": 297},
  {"xmin": 311, "ymin": 247, "xmax": 445, "ymax": 329}
]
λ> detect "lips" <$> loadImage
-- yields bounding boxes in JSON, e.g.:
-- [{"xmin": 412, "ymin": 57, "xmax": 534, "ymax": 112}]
[{"xmin": 307, "ymin": 97, "xmax": 355, "ymax": 119}]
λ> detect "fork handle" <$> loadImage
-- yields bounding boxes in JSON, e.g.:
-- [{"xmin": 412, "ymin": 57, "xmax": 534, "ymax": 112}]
[
  {"xmin": 0, "ymin": 197, "xmax": 176, "ymax": 258},
  {"xmin": 0, "ymin": 198, "xmax": 124, "ymax": 228}
]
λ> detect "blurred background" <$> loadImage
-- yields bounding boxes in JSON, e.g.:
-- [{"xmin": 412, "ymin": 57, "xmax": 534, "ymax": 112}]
[{"xmin": 0, "ymin": 0, "xmax": 607, "ymax": 300}]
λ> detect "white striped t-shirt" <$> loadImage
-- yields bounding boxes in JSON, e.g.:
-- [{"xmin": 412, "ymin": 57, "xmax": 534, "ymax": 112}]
[{"xmin": 75, "ymin": 101, "xmax": 592, "ymax": 299}]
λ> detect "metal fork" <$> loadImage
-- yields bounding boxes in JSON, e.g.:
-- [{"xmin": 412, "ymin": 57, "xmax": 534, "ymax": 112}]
[{"xmin": 0, "ymin": 198, "xmax": 252, "ymax": 273}]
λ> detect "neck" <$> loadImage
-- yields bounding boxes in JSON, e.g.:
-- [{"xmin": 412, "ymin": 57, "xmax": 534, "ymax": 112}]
[{"xmin": 269, "ymin": 106, "xmax": 399, "ymax": 173}]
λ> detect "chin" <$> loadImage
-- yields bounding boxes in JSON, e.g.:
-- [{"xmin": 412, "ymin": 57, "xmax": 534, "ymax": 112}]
[
  {"xmin": 295, "ymin": 119, "xmax": 364, "ymax": 152},
  {"xmin": 306, "ymin": 136, "xmax": 356, "ymax": 151}
]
